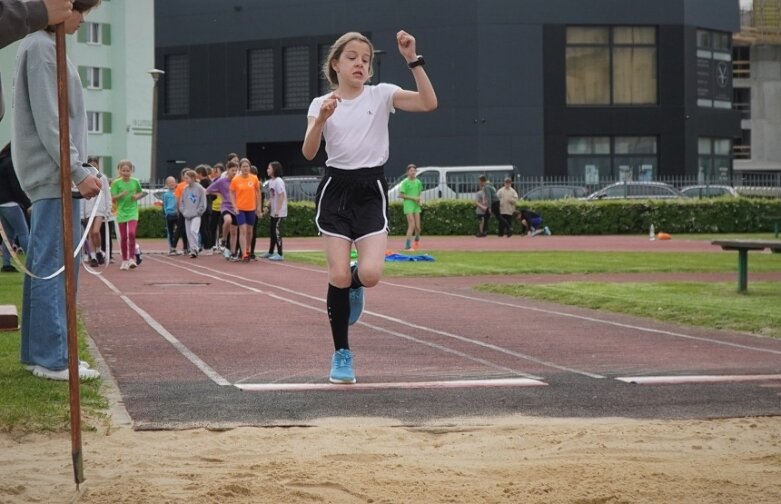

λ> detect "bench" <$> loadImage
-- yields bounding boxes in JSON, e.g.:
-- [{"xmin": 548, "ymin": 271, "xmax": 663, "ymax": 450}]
[
  {"xmin": 711, "ymin": 240, "xmax": 781, "ymax": 292},
  {"xmin": 0, "ymin": 305, "xmax": 18, "ymax": 331}
]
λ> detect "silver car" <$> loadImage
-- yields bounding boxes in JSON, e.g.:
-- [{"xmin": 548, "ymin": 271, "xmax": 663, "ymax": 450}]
[
  {"xmin": 586, "ymin": 181, "xmax": 684, "ymax": 200},
  {"xmin": 680, "ymin": 185, "xmax": 738, "ymax": 198}
]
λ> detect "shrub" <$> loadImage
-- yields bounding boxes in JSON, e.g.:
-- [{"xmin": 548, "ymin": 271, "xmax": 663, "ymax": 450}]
[{"xmin": 136, "ymin": 198, "xmax": 781, "ymax": 237}]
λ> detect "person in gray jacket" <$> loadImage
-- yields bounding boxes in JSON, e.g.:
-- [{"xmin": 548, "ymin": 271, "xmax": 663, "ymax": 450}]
[
  {"xmin": 179, "ymin": 169, "xmax": 207, "ymax": 258},
  {"xmin": 11, "ymin": 0, "xmax": 103, "ymax": 382},
  {"xmin": 0, "ymin": 0, "xmax": 74, "ymax": 122}
]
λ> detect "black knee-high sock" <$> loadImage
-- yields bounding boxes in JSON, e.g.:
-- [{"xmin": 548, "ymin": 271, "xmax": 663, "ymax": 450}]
[
  {"xmin": 350, "ymin": 265, "xmax": 365, "ymax": 290},
  {"xmin": 327, "ymin": 284, "xmax": 350, "ymax": 351}
]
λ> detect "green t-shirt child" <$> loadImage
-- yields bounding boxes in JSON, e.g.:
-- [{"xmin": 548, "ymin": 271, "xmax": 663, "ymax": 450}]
[
  {"xmin": 400, "ymin": 177, "xmax": 423, "ymax": 215},
  {"xmin": 110, "ymin": 177, "xmax": 143, "ymax": 223}
]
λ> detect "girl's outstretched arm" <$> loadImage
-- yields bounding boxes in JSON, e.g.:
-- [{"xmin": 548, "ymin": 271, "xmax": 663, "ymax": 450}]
[{"xmin": 393, "ymin": 30, "xmax": 437, "ymax": 112}]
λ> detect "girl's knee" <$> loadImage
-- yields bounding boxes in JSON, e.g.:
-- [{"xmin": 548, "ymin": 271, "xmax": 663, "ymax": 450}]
[{"xmin": 356, "ymin": 267, "xmax": 381, "ymax": 287}]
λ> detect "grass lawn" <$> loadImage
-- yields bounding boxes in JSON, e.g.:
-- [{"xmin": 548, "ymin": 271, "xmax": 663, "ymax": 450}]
[
  {"xmin": 287, "ymin": 249, "xmax": 781, "ymax": 339},
  {"xmin": 0, "ymin": 272, "xmax": 107, "ymax": 433},
  {"xmin": 286, "ymin": 250, "xmax": 781, "ymax": 277},
  {"xmin": 476, "ymin": 281, "xmax": 781, "ymax": 340}
]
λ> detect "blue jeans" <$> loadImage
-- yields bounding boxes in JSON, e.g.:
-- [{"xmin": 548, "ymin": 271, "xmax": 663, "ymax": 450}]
[
  {"xmin": 0, "ymin": 204, "xmax": 29, "ymax": 267},
  {"xmin": 20, "ymin": 198, "xmax": 81, "ymax": 371}
]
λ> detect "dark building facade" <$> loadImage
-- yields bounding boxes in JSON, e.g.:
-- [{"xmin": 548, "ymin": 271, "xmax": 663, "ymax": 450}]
[{"xmin": 154, "ymin": 0, "xmax": 740, "ymax": 181}]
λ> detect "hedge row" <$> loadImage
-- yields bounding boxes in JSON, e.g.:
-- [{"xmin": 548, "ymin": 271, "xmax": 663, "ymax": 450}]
[{"xmin": 136, "ymin": 198, "xmax": 781, "ymax": 238}]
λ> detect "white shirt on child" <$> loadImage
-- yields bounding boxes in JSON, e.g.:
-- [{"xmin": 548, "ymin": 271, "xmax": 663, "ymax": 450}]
[{"xmin": 307, "ymin": 83, "xmax": 400, "ymax": 170}]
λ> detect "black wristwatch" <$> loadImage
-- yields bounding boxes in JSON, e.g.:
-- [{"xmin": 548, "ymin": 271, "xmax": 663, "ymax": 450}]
[{"xmin": 408, "ymin": 55, "xmax": 425, "ymax": 69}]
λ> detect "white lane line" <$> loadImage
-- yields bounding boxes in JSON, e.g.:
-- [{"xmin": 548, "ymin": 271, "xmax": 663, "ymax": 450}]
[
  {"xmin": 237, "ymin": 377, "xmax": 547, "ymax": 392},
  {"xmin": 379, "ymin": 281, "xmax": 781, "ymax": 357},
  {"xmin": 616, "ymin": 374, "xmax": 781, "ymax": 385},
  {"xmin": 96, "ymin": 275, "xmax": 231, "ymax": 386},
  {"xmin": 154, "ymin": 257, "xmax": 599, "ymax": 380},
  {"xmin": 234, "ymin": 261, "xmax": 781, "ymax": 358},
  {"xmin": 150, "ymin": 258, "xmax": 544, "ymax": 380}
]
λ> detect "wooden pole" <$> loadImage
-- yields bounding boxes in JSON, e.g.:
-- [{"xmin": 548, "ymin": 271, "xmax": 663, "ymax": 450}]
[{"xmin": 55, "ymin": 23, "xmax": 85, "ymax": 487}]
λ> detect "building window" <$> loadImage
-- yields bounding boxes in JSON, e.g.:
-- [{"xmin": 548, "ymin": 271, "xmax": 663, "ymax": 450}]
[
  {"xmin": 87, "ymin": 22, "xmax": 101, "ymax": 44},
  {"xmin": 696, "ymin": 29, "xmax": 732, "ymax": 109},
  {"xmin": 87, "ymin": 112, "xmax": 102, "ymax": 133},
  {"xmin": 247, "ymin": 48, "xmax": 274, "ymax": 111},
  {"xmin": 568, "ymin": 136, "xmax": 658, "ymax": 181},
  {"xmin": 318, "ymin": 43, "xmax": 332, "ymax": 96},
  {"xmin": 698, "ymin": 137, "xmax": 732, "ymax": 182},
  {"xmin": 87, "ymin": 112, "xmax": 111, "ymax": 134},
  {"xmin": 732, "ymin": 45, "xmax": 750, "ymax": 79},
  {"xmin": 283, "ymin": 45, "xmax": 310, "ymax": 109},
  {"xmin": 164, "ymin": 54, "xmax": 190, "ymax": 115},
  {"xmin": 566, "ymin": 26, "xmax": 657, "ymax": 106},
  {"xmin": 733, "ymin": 87, "xmax": 750, "ymax": 120},
  {"xmin": 734, "ymin": 130, "xmax": 751, "ymax": 160},
  {"xmin": 87, "ymin": 67, "xmax": 101, "ymax": 89}
]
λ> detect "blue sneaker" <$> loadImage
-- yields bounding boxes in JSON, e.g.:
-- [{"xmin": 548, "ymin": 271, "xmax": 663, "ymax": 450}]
[
  {"xmin": 268, "ymin": 253, "xmax": 284, "ymax": 261},
  {"xmin": 329, "ymin": 349, "xmax": 356, "ymax": 384},
  {"xmin": 348, "ymin": 264, "xmax": 364, "ymax": 325}
]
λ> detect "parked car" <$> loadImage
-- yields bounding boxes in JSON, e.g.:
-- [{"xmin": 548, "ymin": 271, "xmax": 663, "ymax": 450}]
[
  {"xmin": 386, "ymin": 165, "xmax": 517, "ymax": 202},
  {"xmin": 263, "ymin": 175, "xmax": 321, "ymax": 203},
  {"xmin": 680, "ymin": 185, "xmax": 739, "ymax": 198},
  {"xmin": 521, "ymin": 185, "xmax": 589, "ymax": 201},
  {"xmin": 586, "ymin": 181, "xmax": 684, "ymax": 200},
  {"xmin": 137, "ymin": 188, "xmax": 166, "ymax": 208}
]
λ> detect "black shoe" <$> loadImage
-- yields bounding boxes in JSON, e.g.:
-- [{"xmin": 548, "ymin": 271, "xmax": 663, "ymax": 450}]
[
  {"xmin": 89, "ymin": 257, "xmax": 99, "ymax": 267},
  {"xmin": 1, "ymin": 265, "xmax": 17, "ymax": 273},
  {"xmin": 96, "ymin": 251, "xmax": 106, "ymax": 265}
]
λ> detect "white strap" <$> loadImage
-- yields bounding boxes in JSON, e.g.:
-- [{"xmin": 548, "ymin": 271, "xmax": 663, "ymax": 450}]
[{"xmin": 0, "ymin": 191, "xmax": 105, "ymax": 280}]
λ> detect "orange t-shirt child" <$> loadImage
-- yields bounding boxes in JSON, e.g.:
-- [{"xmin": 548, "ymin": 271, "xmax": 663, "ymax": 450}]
[{"xmin": 230, "ymin": 174, "xmax": 261, "ymax": 229}]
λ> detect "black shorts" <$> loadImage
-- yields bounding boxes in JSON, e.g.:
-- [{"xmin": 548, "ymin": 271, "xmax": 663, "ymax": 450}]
[
  {"xmin": 315, "ymin": 166, "xmax": 388, "ymax": 242},
  {"xmin": 221, "ymin": 210, "xmax": 238, "ymax": 225}
]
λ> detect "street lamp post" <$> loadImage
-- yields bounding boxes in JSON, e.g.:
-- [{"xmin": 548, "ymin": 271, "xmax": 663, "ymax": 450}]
[{"xmin": 148, "ymin": 69, "xmax": 165, "ymax": 183}]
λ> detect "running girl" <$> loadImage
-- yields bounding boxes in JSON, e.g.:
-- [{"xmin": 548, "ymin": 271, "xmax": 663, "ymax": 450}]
[{"xmin": 302, "ymin": 30, "xmax": 437, "ymax": 384}]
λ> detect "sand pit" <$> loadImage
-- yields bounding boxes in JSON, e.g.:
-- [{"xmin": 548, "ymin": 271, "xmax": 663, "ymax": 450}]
[{"xmin": 1, "ymin": 415, "xmax": 780, "ymax": 503}]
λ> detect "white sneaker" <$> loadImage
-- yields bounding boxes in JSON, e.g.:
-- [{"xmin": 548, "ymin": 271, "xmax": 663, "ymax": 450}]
[
  {"xmin": 128, "ymin": 259, "xmax": 137, "ymax": 269},
  {"xmin": 120, "ymin": 261, "xmax": 129, "ymax": 270},
  {"xmin": 26, "ymin": 360, "xmax": 91, "ymax": 372},
  {"xmin": 32, "ymin": 365, "xmax": 100, "ymax": 381}
]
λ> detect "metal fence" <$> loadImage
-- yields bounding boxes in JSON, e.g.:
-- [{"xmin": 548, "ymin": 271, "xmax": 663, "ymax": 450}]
[{"xmin": 137, "ymin": 172, "xmax": 781, "ymax": 207}]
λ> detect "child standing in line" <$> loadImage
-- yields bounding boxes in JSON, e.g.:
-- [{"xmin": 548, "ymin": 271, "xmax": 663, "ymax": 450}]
[
  {"xmin": 162, "ymin": 176, "xmax": 179, "ymax": 255},
  {"xmin": 302, "ymin": 30, "xmax": 437, "ymax": 384},
  {"xmin": 180, "ymin": 169, "xmax": 207, "ymax": 258},
  {"xmin": 207, "ymin": 161, "xmax": 239, "ymax": 260},
  {"xmin": 229, "ymin": 158, "xmax": 262, "ymax": 262},
  {"xmin": 110, "ymin": 160, "xmax": 144, "ymax": 270},
  {"xmin": 261, "ymin": 160, "xmax": 287, "ymax": 261},
  {"xmin": 399, "ymin": 163, "xmax": 423, "ymax": 251},
  {"xmin": 173, "ymin": 167, "xmax": 189, "ymax": 254}
]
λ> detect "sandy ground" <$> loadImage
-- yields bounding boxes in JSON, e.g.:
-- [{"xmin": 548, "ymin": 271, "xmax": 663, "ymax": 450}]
[{"xmin": 1, "ymin": 415, "xmax": 780, "ymax": 504}]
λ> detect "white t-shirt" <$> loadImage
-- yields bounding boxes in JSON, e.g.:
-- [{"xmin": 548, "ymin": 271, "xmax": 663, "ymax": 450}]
[
  {"xmin": 307, "ymin": 83, "xmax": 400, "ymax": 169},
  {"xmin": 267, "ymin": 177, "xmax": 287, "ymax": 218}
]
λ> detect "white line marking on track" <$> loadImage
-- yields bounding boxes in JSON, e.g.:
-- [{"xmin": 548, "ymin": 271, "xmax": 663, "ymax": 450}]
[
  {"xmin": 236, "ymin": 377, "xmax": 547, "ymax": 392},
  {"xmin": 379, "ymin": 281, "xmax": 781, "ymax": 357},
  {"xmin": 150, "ymin": 257, "xmax": 547, "ymax": 380},
  {"xmin": 96, "ymin": 275, "xmax": 231, "ymax": 386},
  {"xmin": 616, "ymin": 374, "xmax": 781, "ymax": 385},
  {"xmin": 238, "ymin": 261, "xmax": 781, "ymax": 358}
]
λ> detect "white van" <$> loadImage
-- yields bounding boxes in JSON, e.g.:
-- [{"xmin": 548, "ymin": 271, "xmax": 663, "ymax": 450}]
[{"xmin": 387, "ymin": 165, "xmax": 517, "ymax": 202}]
